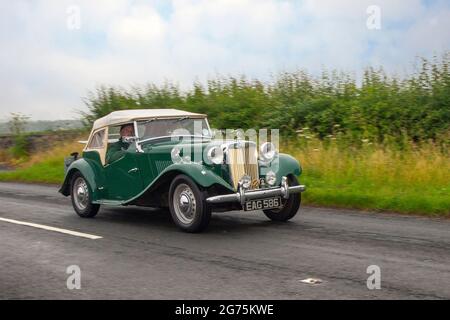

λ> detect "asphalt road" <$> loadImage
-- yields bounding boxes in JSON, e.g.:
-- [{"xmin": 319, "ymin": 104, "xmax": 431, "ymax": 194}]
[{"xmin": 0, "ymin": 182, "xmax": 449, "ymax": 300}]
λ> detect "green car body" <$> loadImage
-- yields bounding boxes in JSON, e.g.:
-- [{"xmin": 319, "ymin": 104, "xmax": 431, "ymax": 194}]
[
  {"xmin": 60, "ymin": 109, "xmax": 305, "ymax": 232},
  {"xmin": 61, "ymin": 141, "xmax": 301, "ymax": 204}
]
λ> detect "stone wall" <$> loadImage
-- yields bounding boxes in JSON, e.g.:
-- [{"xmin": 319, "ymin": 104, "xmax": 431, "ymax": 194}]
[{"xmin": 0, "ymin": 131, "xmax": 84, "ymax": 154}]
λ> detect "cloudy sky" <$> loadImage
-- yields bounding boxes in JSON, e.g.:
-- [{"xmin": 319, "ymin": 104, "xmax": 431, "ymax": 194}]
[{"xmin": 1, "ymin": 0, "xmax": 449, "ymax": 120}]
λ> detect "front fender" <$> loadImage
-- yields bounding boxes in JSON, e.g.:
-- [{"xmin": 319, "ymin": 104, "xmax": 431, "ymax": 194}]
[
  {"xmin": 125, "ymin": 163, "xmax": 234, "ymax": 205},
  {"xmin": 262, "ymin": 153, "xmax": 302, "ymax": 185},
  {"xmin": 59, "ymin": 158, "xmax": 100, "ymax": 201},
  {"xmin": 164, "ymin": 163, "xmax": 234, "ymax": 190}
]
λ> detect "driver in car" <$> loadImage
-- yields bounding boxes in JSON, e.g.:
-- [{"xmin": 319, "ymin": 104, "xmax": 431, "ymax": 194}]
[{"xmin": 106, "ymin": 123, "xmax": 135, "ymax": 164}]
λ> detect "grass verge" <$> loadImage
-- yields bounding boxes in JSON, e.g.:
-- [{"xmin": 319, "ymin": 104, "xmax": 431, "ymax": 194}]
[
  {"xmin": 285, "ymin": 139, "xmax": 450, "ymax": 216},
  {"xmin": 0, "ymin": 137, "xmax": 448, "ymax": 216},
  {"xmin": 0, "ymin": 140, "xmax": 83, "ymax": 184}
]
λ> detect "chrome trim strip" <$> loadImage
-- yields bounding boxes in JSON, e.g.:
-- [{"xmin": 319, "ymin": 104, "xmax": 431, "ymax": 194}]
[
  {"xmin": 133, "ymin": 121, "xmax": 139, "ymax": 139},
  {"xmin": 206, "ymin": 176, "xmax": 306, "ymax": 204},
  {"xmin": 137, "ymin": 135, "xmax": 212, "ymax": 146}
]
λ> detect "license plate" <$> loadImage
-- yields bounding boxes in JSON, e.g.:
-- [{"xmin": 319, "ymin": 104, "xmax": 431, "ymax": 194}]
[{"xmin": 244, "ymin": 197, "xmax": 282, "ymax": 211}]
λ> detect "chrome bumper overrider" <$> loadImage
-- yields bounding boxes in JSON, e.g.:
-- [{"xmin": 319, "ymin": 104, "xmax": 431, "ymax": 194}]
[{"xmin": 206, "ymin": 176, "xmax": 306, "ymax": 205}]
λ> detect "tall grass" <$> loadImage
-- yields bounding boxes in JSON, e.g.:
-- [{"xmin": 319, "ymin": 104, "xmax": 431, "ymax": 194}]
[
  {"xmin": 283, "ymin": 136, "xmax": 450, "ymax": 215},
  {"xmin": 0, "ymin": 140, "xmax": 84, "ymax": 184}
]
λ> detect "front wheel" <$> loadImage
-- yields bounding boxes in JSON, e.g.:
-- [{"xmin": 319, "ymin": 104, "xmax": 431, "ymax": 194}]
[
  {"xmin": 263, "ymin": 176, "xmax": 301, "ymax": 222},
  {"xmin": 70, "ymin": 172, "xmax": 100, "ymax": 218},
  {"xmin": 169, "ymin": 174, "xmax": 211, "ymax": 233}
]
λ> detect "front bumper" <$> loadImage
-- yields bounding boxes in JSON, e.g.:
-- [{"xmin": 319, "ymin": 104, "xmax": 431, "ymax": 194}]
[{"xmin": 206, "ymin": 176, "xmax": 306, "ymax": 205}]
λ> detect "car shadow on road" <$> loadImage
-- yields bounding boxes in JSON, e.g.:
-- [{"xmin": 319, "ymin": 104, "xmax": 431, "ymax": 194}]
[{"xmin": 95, "ymin": 205, "xmax": 298, "ymax": 234}]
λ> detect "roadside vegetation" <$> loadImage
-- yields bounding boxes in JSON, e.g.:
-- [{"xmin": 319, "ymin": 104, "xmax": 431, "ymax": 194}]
[
  {"xmin": 81, "ymin": 53, "xmax": 450, "ymax": 148},
  {"xmin": 0, "ymin": 53, "xmax": 448, "ymax": 215},
  {"xmin": 1, "ymin": 134, "xmax": 448, "ymax": 216},
  {"xmin": 0, "ymin": 140, "xmax": 84, "ymax": 184},
  {"xmin": 6, "ymin": 113, "xmax": 31, "ymax": 164},
  {"xmin": 286, "ymin": 136, "xmax": 449, "ymax": 215}
]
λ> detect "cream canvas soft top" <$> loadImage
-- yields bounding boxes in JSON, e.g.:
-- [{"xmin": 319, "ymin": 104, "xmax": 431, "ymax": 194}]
[
  {"xmin": 84, "ymin": 109, "xmax": 207, "ymax": 165},
  {"xmin": 92, "ymin": 109, "xmax": 207, "ymax": 131}
]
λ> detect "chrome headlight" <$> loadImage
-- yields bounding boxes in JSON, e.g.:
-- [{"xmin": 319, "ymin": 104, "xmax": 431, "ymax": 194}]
[
  {"xmin": 239, "ymin": 175, "xmax": 252, "ymax": 189},
  {"xmin": 171, "ymin": 147, "xmax": 182, "ymax": 163},
  {"xmin": 260, "ymin": 142, "xmax": 277, "ymax": 162},
  {"xmin": 207, "ymin": 146, "xmax": 224, "ymax": 165},
  {"xmin": 265, "ymin": 170, "xmax": 277, "ymax": 186}
]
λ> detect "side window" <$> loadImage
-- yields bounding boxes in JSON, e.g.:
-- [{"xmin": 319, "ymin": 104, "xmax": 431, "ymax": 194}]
[
  {"xmin": 137, "ymin": 123, "xmax": 145, "ymax": 139},
  {"xmin": 108, "ymin": 125, "xmax": 121, "ymax": 143},
  {"xmin": 88, "ymin": 129, "xmax": 105, "ymax": 149}
]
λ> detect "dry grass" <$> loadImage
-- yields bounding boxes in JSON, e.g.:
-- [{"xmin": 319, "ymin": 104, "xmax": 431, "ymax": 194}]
[
  {"xmin": 0, "ymin": 138, "xmax": 85, "ymax": 184},
  {"xmin": 290, "ymin": 142, "xmax": 449, "ymax": 187},
  {"xmin": 24, "ymin": 140, "xmax": 85, "ymax": 167},
  {"xmin": 283, "ymin": 138, "xmax": 450, "ymax": 215},
  {"xmin": 0, "ymin": 150, "xmax": 9, "ymax": 164}
]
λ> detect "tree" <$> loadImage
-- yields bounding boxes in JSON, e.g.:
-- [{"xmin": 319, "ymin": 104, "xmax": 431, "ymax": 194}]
[
  {"xmin": 8, "ymin": 113, "xmax": 30, "ymax": 136},
  {"xmin": 8, "ymin": 113, "xmax": 30, "ymax": 159}
]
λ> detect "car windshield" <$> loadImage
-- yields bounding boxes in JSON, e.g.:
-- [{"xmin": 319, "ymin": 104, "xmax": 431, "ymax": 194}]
[{"xmin": 136, "ymin": 118, "xmax": 211, "ymax": 141}]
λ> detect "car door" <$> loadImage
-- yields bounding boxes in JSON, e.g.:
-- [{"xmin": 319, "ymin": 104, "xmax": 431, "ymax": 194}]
[
  {"xmin": 104, "ymin": 149, "xmax": 143, "ymax": 201},
  {"xmin": 103, "ymin": 125, "xmax": 143, "ymax": 201}
]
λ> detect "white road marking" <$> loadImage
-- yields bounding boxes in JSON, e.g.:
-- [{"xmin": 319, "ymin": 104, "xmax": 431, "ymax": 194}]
[
  {"xmin": 0, "ymin": 217, "xmax": 103, "ymax": 240},
  {"xmin": 300, "ymin": 278, "xmax": 323, "ymax": 285}
]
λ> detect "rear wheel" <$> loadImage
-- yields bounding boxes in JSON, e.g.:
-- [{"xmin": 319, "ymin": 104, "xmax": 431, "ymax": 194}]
[
  {"xmin": 70, "ymin": 172, "xmax": 100, "ymax": 218},
  {"xmin": 263, "ymin": 176, "xmax": 301, "ymax": 222},
  {"xmin": 169, "ymin": 174, "xmax": 211, "ymax": 233}
]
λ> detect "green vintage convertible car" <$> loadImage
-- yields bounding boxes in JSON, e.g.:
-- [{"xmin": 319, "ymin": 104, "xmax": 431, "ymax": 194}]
[{"xmin": 60, "ymin": 109, "xmax": 305, "ymax": 232}]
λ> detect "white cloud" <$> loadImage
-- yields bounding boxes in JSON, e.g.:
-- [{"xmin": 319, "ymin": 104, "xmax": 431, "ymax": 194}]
[
  {"xmin": 108, "ymin": 6, "xmax": 167, "ymax": 49},
  {"xmin": 0, "ymin": 0, "xmax": 449, "ymax": 120}
]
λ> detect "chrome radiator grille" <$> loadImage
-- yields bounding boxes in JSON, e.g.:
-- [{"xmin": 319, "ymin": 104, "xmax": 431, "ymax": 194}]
[{"xmin": 227, "ymin": 144, "xmax": 259, "ymax": 190}]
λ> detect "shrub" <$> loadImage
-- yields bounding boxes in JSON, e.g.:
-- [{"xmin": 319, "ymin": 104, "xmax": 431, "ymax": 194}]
[
  {"xmin": 8, "ymin": 134, "xmax": 29, "ymax": 160},
  {"xmin": 81, "ymin": 53, "xmax": 450, "ymax": 149}
]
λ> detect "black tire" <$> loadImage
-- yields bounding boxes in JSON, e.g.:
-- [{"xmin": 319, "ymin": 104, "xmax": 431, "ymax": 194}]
[
  {"xmin": 70, "ymin": 171, "xmax": 100, "ymax": 218},
  {"xmin": 263, "ymin": 175, "xmax": 301, "ymax": 222},
  {"xmin": 168, "ymin": 174, "xmax": 211, "ymax": 233}
]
